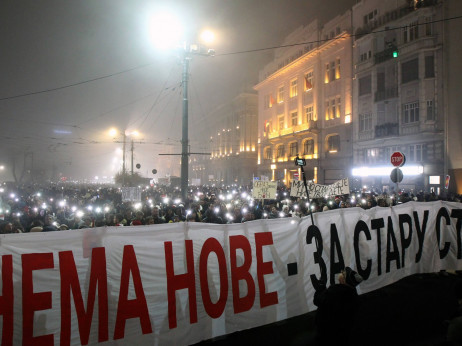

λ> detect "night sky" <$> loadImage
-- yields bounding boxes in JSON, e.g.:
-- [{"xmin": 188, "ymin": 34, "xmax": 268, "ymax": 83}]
[{"xmin": 0, "ymin": 0, "xmax": 356, "ymax": 182}]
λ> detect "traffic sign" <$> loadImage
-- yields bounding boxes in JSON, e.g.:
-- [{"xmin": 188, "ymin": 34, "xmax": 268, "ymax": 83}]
[
  {"xmin": 390, "ymin": 168, "xmax": 403, "ymax": 183},
  {"xmin": 391, "ymin": 151, "xmax": 405, "ymax": 167}
]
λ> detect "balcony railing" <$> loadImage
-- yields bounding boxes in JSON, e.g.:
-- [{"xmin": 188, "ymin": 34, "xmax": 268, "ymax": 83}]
[
  {"xmin": 375, "ymin": 122, "xmax": 399, "ymax": 138},
  {"xmin": 268, "ymin": 120, "xmax": 319, "ymax": 139},
  {"xmin": 401, "ymin": 122, "xmax": 420, "ymax": 135},
  {"xmin": 354, "ymin": 1, "xmax": 437, "ymax": 41},
  {"xmin": 374, "ymin": 46, "xmax": 397, "ymax": 65},
  {"xmin": 374, "ymin": 87, "xmax": 398, "ymax": 102}
]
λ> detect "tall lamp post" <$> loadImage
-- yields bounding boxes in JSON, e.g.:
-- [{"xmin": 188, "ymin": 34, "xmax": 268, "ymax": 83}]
[
  {"xmin": 149, "ymin": 14, "xmax": 215, "ymax": 201},
  {"xmin": 181, "ymin": 53, "xmax": 190, "ymax": 202},
  {"xmin": 179, "ymin": 43, "xmax": 215, "ymax": 201}
]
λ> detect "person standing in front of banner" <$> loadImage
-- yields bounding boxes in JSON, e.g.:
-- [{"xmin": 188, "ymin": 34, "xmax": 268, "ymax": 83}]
[{"xmin": 313, "ymin": 267, "xmax": 363, "ymax": 345}]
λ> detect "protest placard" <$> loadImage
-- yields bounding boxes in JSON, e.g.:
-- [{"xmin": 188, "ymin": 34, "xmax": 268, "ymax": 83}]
[
  {"xmin": 121, "ymin": 187, "xmax": 142, "ymax": 202},
  {"xmin": 290, "ymin": 178, "xmax": 350, "ymax": 198},
  {"xmin": 252, "ymin": 181, "xmax": 277, "ymax": 199}
]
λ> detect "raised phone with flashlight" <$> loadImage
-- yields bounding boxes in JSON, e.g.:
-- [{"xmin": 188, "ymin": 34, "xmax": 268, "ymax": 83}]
[
  {"xmin": 294, "ymin": 156, "xmax": 314, "ymax": 226},
  {"xmin": 294, "ymin": 157, "xmax": 306, "ymax": 167}
]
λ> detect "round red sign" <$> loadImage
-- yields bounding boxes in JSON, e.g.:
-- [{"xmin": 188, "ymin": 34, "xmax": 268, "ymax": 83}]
[{"xmin": 390, "ymin": 151, "xmax": 405, "ymax": 167}]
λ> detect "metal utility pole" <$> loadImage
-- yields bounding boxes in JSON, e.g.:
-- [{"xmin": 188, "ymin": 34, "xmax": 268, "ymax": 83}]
[
  {"xmin": 181, "ymin": 55, "xmax": 190, "ymax": 202},
  {"xmin": 159, "ymin": 45, "xmax": 214, "ymax": 203},
  {"xmin": 122, "ymin": 132, "xmax": 126, "ymax": 186},
  {"xmin": 131, "ymin": 139, "xmax": 135, "ymax": 176}
]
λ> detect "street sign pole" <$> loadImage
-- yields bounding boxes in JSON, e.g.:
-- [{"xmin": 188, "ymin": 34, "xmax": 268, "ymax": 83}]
[{"xmin": 390, "ymin": 152, "xmax": 405, "ymax": 194}]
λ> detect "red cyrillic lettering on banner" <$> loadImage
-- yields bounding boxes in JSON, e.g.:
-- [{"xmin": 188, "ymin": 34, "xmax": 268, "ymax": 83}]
[
  {"xmin": 255, "ymin": 232, "xmax": 278, "ymax": 308},
  {"xmin": 164, "ymin": 240, "xmax": 197, "ymax": 329},
  {"xmin": 0, "ymin": 255, "xmax": 13, "ymax": 346},
  {"xmin": 59, "ymin": 248, "xmax": 108, "ymax": 345},
  {"xmin": 114, "ymin": 245, "xmax": 152, "ymax": 340},
  {"xmin": 199, "ymin": 238, "xmax": 228, "ymax": 318},
  {"xmin": 22, "ymin": 252, "xmax": 54, "ymax": 346},
  {"xmin": 229, "ymin": 235, "xmax": 255, "ymax": 313}
]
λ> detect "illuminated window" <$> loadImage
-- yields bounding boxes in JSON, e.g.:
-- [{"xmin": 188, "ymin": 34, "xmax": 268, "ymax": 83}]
[
  {"xmin": 335, "ymin": 58, "xmax": 341, "ymax": 79},
  {"xmin": 325, "ymin": 63, "xmax": 330, "ymax": 83},
  {"xmin": 290, "ymin": 79, "xmax": 298, "ymax": 98},
  {"xmin": 325, "ymin": 101, "xmax": 330, "ymax": 120},
  {"xmin": 277, "ymin": 86, "xmax": 285, "ymax": 103},
  {"xmin": 305, "ymin": 105, "xmax": 315, "ymax": 122},
  {"xmin": 291, "ymin": 111, "xmax": 298, "ymax": 127},
  {"xmin": 304, "ymin": 71, "xmax": 313, "ymax": 91},
  {"xmin": 264, "ymin": 147, "xmax": 272, "ymax": 160},
  {"xmin": 278, "ymin": 115, "xmax": 285, "ymax": 130}
]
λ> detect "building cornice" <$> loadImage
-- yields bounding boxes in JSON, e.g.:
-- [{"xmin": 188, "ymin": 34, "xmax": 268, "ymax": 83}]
[{"xmin": 254, "ymin": 32, "xmax": 350, "ymax": 90}]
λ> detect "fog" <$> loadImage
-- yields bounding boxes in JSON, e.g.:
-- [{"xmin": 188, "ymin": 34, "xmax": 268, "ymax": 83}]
[{"xmin": 0, "ymin": 0, "xmax": 356, "ymax": 183}]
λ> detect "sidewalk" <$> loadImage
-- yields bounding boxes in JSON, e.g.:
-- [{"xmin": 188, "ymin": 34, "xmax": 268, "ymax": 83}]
[{"xmin": 196, "ymin": 272, "xmax": 462, "ymax": 346}]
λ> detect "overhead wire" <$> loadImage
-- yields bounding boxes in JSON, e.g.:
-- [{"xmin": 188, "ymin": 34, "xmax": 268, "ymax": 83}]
[
  {"xmin": 2, "ymin": 13, "xmax": 461, "ymax": 164},
  {"xmin": 215, "ymin": 14, "xmax": 462, "ymax": 56},
  {"xmin": 0, "ymin": 62, "xmax": 154, "ymax": 102},
  {"xmin": 0, "ymin": 15, "xmax": 459, "ymax": 103},
  {"xmin": 129, "ymin": 62, "xmax": 181, "ymax": 130}
]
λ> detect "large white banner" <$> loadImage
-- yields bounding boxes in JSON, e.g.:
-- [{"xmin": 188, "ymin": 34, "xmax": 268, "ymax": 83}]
[{"xmin": 0, "ymin": 201, "xmax": 461, "ymax": 345}]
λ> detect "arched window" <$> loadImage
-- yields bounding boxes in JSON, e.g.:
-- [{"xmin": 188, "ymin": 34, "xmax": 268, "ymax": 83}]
[
  {"xmin": 277, "ymin": 144, "xmax": 285, "ymax": 158},
  {"xmin": 264, "ymin": 147, "xmax": 272, "ymax": 160},
  {"xmin": 304, "ymin": 139, "xmax": 314, "ymax": 155},
  {"xmin": 289, "ymin": 142, "xmax": 298, "ymax": 156}
]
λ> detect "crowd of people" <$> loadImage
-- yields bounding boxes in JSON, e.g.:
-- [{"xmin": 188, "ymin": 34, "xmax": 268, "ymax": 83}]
[{"xmin": 0, "ymin": 181, "xmax": 460, "ymax": 234}]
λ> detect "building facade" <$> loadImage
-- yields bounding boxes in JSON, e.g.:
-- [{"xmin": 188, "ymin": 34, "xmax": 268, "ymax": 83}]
[
  {"xmin": 191, "ymin": 93, "xmax": 258, "ymax": 186},
  {"xmin": 351, "ymin": 0, "xmax": 462, "ymax": 193},
  {"xmin": 254, "ymin": 13, "xmax": 353, "ymax": 186}
]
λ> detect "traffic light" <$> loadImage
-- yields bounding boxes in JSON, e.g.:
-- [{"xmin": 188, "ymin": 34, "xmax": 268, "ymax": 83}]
[{"xmin": 393, "ymin": 49, "xmax": 399, "ymax": 58}]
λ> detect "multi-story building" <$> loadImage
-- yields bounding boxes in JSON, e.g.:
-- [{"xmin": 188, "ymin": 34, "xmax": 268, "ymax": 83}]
[
  {"xmin": 351, "ymin": 0, "xmax": 462, "ymax": 193},
  {"xmin": 254, "ymin": 12, "xmax": 353, "ymax": 186},
  {"xmin": 191, "ymin": 93, "xmax": 258, "ymax": 186}
]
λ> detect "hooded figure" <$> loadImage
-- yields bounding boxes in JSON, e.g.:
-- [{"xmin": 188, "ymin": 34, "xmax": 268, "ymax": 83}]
[{"xmin": 313, "ymin": 267, "xmax": 363, "ymax": 345}]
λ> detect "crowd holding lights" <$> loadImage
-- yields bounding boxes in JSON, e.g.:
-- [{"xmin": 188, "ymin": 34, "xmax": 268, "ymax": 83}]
[{"xmin": 0, "ymin": 181, "xmax": 454, "ymax": 234}]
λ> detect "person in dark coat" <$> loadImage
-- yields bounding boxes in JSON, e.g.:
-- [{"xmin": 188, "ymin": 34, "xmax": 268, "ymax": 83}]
[{"xmin": 313, "ymin": 267, "xmax": 363, "ymax": 345}]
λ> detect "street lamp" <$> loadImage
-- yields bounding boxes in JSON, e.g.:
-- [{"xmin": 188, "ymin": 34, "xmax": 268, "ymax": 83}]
[
  {"xmin": 149, "ymin": 14, "xmax": 215, "ymax": 201},
  {"xmin": 109, "ymin": 128, "xmax": 140, "ymax": 186},
  {"xmin": 179, "ymin": 40, "xmax": 215, "ymax": 202}
]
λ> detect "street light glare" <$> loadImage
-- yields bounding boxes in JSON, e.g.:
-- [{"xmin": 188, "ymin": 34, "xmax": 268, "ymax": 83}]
[
  {"xmin": 200, "ymin": 30, "xmax": 215, "ymax": 44},
  {"xmin": 149, "ymin": 11, "xmax": 183, "ymax": 50},
  {"xmin": 109, "ymin": 128, "xmax": 117, "ymax": 137}
]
